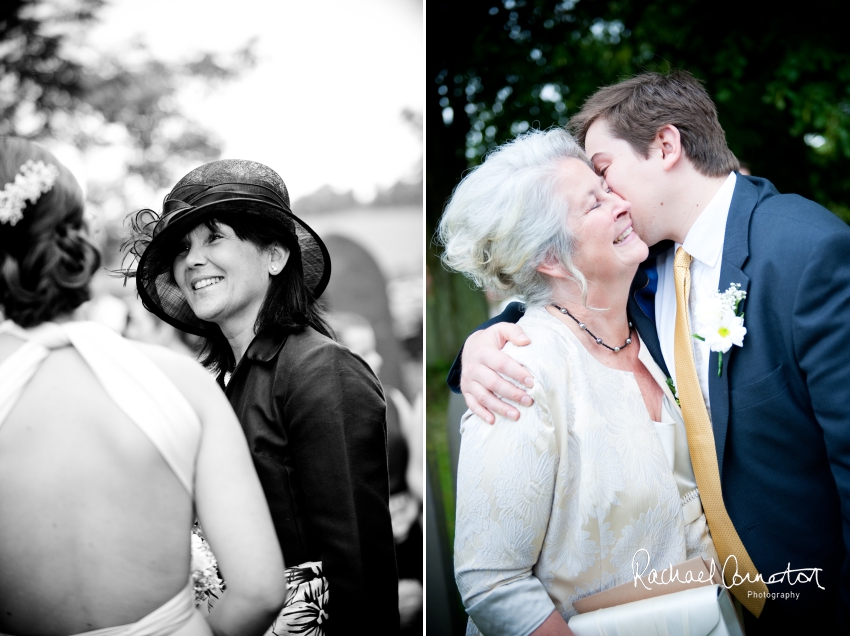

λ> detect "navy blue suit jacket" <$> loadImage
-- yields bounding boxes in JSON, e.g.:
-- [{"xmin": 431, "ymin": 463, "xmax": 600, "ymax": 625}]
[{"xmin": 448, "ymin": 175, "xmax": 850, "ymax": 630}]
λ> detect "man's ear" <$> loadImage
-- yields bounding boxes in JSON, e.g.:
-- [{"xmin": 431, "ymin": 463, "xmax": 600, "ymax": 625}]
[
  {"xmin": 654, "ymin": 124, "xmax": 683, "ymax": 171},
  {"xmin": 268, "ymin": 244, "xmax": 291, "ymax": 276}
]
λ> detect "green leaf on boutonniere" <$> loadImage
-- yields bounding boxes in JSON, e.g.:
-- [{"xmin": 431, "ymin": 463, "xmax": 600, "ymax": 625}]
[{"xmin": 666, "ymin": 377, "xmax": 681, "ymax": 406}]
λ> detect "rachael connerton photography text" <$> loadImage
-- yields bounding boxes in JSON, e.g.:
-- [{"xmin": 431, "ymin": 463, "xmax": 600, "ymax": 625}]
[{"xmin": 631, "ymin": 549, "xmax": 825, "ymax": 593}]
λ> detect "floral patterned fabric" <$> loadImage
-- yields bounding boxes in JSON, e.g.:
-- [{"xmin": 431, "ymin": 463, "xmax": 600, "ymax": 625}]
[
  {"xmin": 266, "ymin": 562, "xmax": 329, "ymax": 636},
  {"xmin": 454, "ymin": 307, "xmax": 691, "ymax": 635},
  {"xmin": 190, "ymin": 536, "xmax": 330, "ymax": 636}
]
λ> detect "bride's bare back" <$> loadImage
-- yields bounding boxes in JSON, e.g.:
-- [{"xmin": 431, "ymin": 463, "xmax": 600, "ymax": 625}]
[
  {"xmin": 0, "ymin": 333, "xmax": 197, "ymax": 634},
  {"xmin": 0, "ymin": 325, "xmax": 287, "ymax": 636}
]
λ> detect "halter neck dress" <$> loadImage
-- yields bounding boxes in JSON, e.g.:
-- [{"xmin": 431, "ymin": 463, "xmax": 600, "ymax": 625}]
[{"xmin": 0, "ymin": 320, "xmax": 202, "ymax": 636}]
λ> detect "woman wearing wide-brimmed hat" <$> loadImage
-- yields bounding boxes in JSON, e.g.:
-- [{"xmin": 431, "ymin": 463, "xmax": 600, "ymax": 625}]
[
  {"xmin": 0, "ymin": 139, "xmax": 286, "ymax": 635},
  {"xmin": 126, "ymin": 159, "xmax": 399, "ymax": 634}
]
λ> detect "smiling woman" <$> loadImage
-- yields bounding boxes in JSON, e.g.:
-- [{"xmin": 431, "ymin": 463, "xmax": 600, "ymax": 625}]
[
  {"xmin": 123, "ymin": 159, "xmax": 400, "ymax": 633},
  {"xmin": 172, "ymin": 221, "xmax": 287, "ymax": 346},
  {"xmin": 125, "ymin": 160, "xmax": 333, "ymax": 372},
  {"xmin": 437, "ymin": 128, "xmax": 718, "ymax": 635}
]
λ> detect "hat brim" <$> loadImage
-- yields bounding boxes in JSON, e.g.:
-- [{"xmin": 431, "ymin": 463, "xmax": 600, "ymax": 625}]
[{"xmin": 135, "ymin": 198, "xmax": 331, "ymax": 338}]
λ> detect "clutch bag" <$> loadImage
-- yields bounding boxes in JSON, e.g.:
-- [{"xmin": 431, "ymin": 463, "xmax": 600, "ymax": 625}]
[{"xmin": 567, "ymin": 584, "xmax": 744, "ymax": 636}]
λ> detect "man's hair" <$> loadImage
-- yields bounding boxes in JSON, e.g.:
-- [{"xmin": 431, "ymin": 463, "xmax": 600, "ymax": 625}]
[{"xmin": 568, "ymin": 70, "xmax": 739, "ymax": 177}]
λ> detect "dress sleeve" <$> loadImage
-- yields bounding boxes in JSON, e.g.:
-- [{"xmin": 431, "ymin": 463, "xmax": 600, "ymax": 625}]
[
  {"xmin": 277, "ymin": 340, "xmax": 399, "ymax": 633},
  {"xmin": 453, "ymin": 371, "xmax": 558, "ymax": 635}
]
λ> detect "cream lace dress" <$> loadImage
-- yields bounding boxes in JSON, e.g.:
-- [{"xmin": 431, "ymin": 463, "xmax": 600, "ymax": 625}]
[{"xmin": 453, "ymin": 307, "xmax": 717, "ymax": 635}]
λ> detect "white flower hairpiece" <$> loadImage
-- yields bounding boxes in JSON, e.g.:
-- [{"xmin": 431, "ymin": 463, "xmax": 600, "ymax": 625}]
[{"xmin": 0, "ymin": 160, "xmax": 60, "ymax": 226}]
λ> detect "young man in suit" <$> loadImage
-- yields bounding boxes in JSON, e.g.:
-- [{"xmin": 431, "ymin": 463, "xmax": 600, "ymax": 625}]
[{"xmin": 448, "ymin": 71, "xmax": 850, "ymax": 632}]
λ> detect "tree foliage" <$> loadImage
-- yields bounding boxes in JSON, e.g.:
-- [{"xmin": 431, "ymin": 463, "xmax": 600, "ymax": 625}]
[
  {"xmin": 0, "ymin": 0, "xmax": 256, "ymax": 189},
  {"xmin": 427, "ymin": 0, "xmax": 850, "ymax": 363},
  {"xmin": 0, "ymin": 0, "xmax": 103, "ymax": 135}
]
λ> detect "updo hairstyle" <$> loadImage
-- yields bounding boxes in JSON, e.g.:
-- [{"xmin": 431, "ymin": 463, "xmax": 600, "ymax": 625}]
[
  {"xmin": 0, "ymin": 137, "xmax": 100, "ymax": 327},
  {"xmin": 438, "ymin": 128, "xmax": 592, "ymax": 308}
]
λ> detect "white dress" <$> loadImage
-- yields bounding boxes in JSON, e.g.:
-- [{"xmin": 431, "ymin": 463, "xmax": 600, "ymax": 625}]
[
  {"xmin": 0, "ymin": 320, "xmax": 202, "ymax": 636},
  {"xmin": 453, "ymin": 307, "xmax": 717, "ymax": 635}
]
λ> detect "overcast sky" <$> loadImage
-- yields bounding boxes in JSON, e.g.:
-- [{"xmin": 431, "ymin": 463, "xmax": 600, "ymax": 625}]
[{"xmin": 84, "ymin": 0, "xmax": 423, "ymax": 202}]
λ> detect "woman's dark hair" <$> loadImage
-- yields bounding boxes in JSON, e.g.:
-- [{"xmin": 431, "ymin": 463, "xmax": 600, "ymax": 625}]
[
  {"xmin": 0, "ymin": 137, "xmax": 100, "ymax": 327},
  {"xmin": 164, "ymin": 209, "xmax": 334, "ymax": 374}
]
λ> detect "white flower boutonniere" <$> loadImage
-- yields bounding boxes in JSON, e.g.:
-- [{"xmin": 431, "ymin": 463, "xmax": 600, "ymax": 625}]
[{"xmin": 692, "ymin": 283, "xmax": 747, "ymax": 376}]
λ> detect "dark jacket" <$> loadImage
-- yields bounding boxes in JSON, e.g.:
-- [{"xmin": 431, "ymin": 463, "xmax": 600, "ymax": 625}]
[
  {"xmin": 449, "ymin": 175, "xmax": 850, "ymax": 633},
  {"xmin": 224, "ymin": 325, "xmax": 399, "ymax": 633}
]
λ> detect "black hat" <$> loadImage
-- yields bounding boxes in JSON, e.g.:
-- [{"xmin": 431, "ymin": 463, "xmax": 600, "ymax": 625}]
[{"xmin": 127, "ymin": 159, "xmax": 331, "ymax": 337}]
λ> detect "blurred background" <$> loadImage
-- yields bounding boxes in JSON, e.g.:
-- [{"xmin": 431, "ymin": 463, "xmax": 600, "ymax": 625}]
[
  {"xmin": 1, "ymin": 0, "xmax": 423, "ymax": 630},
  {"xmin": 425, "ymin": 1, "xmax": 850, "ymax": 632}
]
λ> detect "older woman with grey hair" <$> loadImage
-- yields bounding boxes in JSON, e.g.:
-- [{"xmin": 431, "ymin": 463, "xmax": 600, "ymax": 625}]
[{"xmin": 439, "ymin": 129, "xmax": 717, "ymax": 635}]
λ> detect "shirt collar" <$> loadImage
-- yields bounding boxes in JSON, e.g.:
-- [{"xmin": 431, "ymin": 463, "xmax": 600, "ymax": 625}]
[
  {"xmin": 680, "ymin": 172, "xmax": 736, "ymax": 268},
  {"xmin": 219, "ymin": 327, "xmax": 289, "ymax": 391},
  {"xmin": 245, "ymin": 326, "xmax": 289, "ymax": 362}
]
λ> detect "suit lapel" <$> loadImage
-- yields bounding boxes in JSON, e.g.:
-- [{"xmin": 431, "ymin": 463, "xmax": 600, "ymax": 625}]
[
  {"xmin": 629, "ymin": 242, "xmax": 672, "ymax": 378},
  {"xmin": 710, "ymin": 174, "xmax": 757, "ymax": 476}
]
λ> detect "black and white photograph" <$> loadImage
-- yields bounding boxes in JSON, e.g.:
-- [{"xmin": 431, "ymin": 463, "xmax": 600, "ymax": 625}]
[{"xmin": 0, "ymin": 1, "xmax": 422, "ymax": 634}]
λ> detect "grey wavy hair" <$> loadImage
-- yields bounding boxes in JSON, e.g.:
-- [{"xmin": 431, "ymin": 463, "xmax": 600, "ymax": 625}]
[{"xmin": 438, "ymin": 128, "xmax": 592, "ymax": 308}]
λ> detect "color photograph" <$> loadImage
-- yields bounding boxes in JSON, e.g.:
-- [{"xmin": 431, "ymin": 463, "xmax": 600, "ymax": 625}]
[{"xmin": 426, "ymin": 1, "xmax": 850, "ymax": 634}]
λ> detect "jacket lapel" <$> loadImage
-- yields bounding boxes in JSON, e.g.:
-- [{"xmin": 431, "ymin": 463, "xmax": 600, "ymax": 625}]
[
  {"xmin": 629, "ymin": 241, "xmax": 673, "ymax": 378},
  {"xmin": 710, "ymin": 174, "xmax": 758, "ymax": 476},
  {"xmin": 224, "ymin": 327, "xmax": 289, "ymax": 398}
]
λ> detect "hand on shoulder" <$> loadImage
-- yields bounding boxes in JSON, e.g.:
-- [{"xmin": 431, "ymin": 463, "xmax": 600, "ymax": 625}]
[{"xmin": 460, "ymin": 321, "xmax": 535, "ymax": 424}]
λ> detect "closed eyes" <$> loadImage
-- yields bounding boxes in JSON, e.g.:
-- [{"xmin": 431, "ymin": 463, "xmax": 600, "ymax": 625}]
[{"xmin": 589, "ymin": 187, "xmax": 613, "ymax": 212}]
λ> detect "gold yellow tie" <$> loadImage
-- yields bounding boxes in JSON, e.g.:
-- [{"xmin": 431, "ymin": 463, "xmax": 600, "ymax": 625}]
[{"xmin": 673, "ymin": 247, "xmax": 767, "ymax": 617}]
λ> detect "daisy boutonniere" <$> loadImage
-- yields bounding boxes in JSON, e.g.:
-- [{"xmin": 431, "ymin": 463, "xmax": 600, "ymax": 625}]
[{"xmin": 692, "ymin": 283, "xmax": 747, "ymax": 376}]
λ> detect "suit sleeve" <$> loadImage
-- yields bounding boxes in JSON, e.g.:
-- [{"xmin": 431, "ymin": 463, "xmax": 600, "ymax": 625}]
[
  {"xmin": 792, "ymin": 229, "xmax": 850, "ymax": 623},
  {"xmin": 278, "ymin": 343, "xmax": 399, "ymax": 633},
  {"xmin": 446, "ymin": 301, "xmax": 527, "ymax": 394}
]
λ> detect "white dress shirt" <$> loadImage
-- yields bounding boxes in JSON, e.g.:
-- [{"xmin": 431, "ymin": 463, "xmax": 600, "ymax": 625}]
[{"xmin": 655, "ymin": 172, "xmax": 737, "ymax": 417}]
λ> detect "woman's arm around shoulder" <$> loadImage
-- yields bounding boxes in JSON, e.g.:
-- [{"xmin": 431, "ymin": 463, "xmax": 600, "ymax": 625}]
[{"xmin": 139, "ymin": 344, "xmax": 287, "ymax": 636}]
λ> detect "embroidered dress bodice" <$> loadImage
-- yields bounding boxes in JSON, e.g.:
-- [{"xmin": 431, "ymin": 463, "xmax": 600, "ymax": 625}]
[
  {"xmin": 0, "ymin": 320, "xmax": 202, "ymax": 636},
  {"xmin": 454, "ymin": 307, "xmax": 717, "ymax": 636},
  {"xmin": 651, "ymin": 403, "xmax": 719, "ymax": 566}
]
